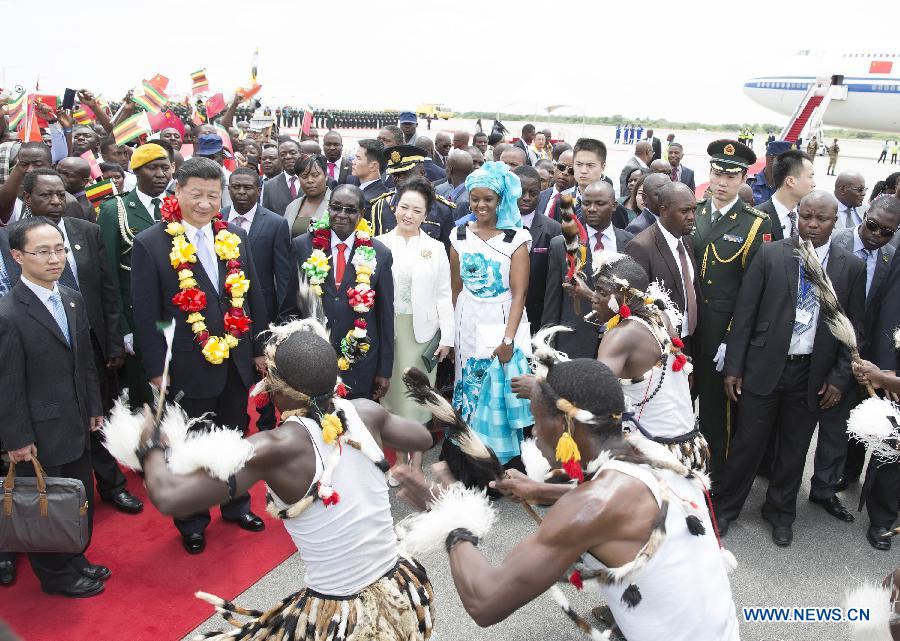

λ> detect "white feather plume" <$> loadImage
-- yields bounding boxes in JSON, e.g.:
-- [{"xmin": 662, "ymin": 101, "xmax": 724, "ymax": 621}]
[
  {"xmin": 521, "ymin": 438, "xmax": 552, "ymax": 482},
  {"xmin": 894, "ymin": 326, "xmax": 900, "ymax": 351},
  {"xmin": 531, "ymin": 325, "xmax": 572, "ymax": 378},
  {"xmin": 167, "ymin": 428, "xmax": 255, "ymax": 481},
  {"xmin": 265, "ymin": 318, "xmax": 329, "ymax": 345},
  {"xmin": 101, "ymin": 394, "xmax": 144, "ymax": 470},
  {"xmin": 396, "ymin": 483, "xmax": 496, "ymax": 557},
  {"xmin": 159, "ymin": 403, "xmax": 192, "ymax": 445},
  {"xmin": 847, "ymin": 396, "xmax": 900, "ymax": 462},
  {"xmin": 591, "ymin": 250, "xmax": 627, "ymax": 278},
  {"xmin": 844, "ymin": 582, "xmax": 897, "ymax": 641},
  {"xmin": 645, "ymin": 279, "xmax": 683, "ymax": 331}
]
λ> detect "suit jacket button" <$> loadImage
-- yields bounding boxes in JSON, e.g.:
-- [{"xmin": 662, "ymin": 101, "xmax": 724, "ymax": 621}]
[
  {"xmin": 334, "ymin": 297, "xmax": 340, "ymax": 302},
  {"xmin": 707, "ymin": 280, "xmax": 712, "ymax": 284}
]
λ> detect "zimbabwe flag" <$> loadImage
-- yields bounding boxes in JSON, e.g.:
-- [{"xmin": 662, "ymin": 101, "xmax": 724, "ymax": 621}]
[
  {"xmin": 85, "ymin": 178, "xmax": 117, "ymax": 210},
  {"xmin": 73, "ymin": 105, "xmax": 95, "ymax": 125},
  {"xmin": 133, "ymin": 81, "xmax": 169, "ymax": 114},
  {"xmin": 5, "ymin": 89, "xmax": 26, "ymax": 130},
  {"xmin": 191, "ymin": 68, "xmax": 209, "ymax": 95},
  {"xmin": 113, "ymin": 112, "xmax": 151, "ymax": 145}
]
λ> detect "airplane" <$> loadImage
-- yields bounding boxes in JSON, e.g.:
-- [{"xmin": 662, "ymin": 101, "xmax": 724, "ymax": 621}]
[{"xmin": 743, "ymin": 49, "xmax": 900, "ymax": 136}]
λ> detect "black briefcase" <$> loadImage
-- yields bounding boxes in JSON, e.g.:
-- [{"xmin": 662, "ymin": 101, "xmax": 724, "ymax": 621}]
[{"xmin": 0, "ymin": 457, "xmax": 89, "ymax": 553}]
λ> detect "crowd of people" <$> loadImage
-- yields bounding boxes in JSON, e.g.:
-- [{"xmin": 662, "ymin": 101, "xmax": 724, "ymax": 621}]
[{"xmin": 0, "ymin": 90, "xmax": 899, "ymax": 641}]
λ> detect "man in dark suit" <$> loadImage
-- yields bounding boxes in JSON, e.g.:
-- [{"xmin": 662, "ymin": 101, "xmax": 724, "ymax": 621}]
[
  {"xmin": 351, "ymin": 139, "xmax": 389, "ymax": 214},
  {"xmin": 280, "ymin": 184, "xmax": 394, "ymax": 401},
  {"xmin": 827, "ymin": 197, "xmax": 900, "ymax": 506},
  {"xmin": 262, "ymin": 140, "xmax": 301, "ymax": 215},
  {"xmin": 646, "ymin": 128, "xmax": 662, "ymax": 162},
  {"xmin": 618, "ymin": 141, "xmax": 652, "ymax": 196},
  {"xmin": 625, "ymin": 172, "xmax": 670, "ymax": 235},
  {"xmin": 433, "ymin": 132, "xmax": 451, "ymax": 170},
  {"xmin": 542, "ymin": 181, "xmax": 633, "ymax": 358},
  {"xmin": 624, "ymin": 182, "xmax": 699, "ymax": 348},
  {"xmin": 513, "ymin": 166, "xmax": 562, "ymax": 329},
  {"xmin": 3, "ymin": 169, "xmax": 142, "ymax": 515},
  {"xmin": 0, "ymin": 217, "xmax": 107, "ymax": 597},
  {"xmin": 667, "ymin": 143, "xmax": 695, "ymax": 194},
  {"xmin": 754, "ymin": 149, "xmax": 815, "ymax": 242},
  {"xmin": 223, "ymin": 167, "xmax": 292, "ymax": 431},
  {"xmin": 97, "ymin": 143, "xmax": 173, "ymax": 408},
  {"xmin": 434, "ymin": 150, "xmax": 473, "ymax": 212},
  {"xmin": 536, "ymin": 150, "xmax": 576, "ymax": 221},
  {"xmin": 322, "ymin": 131, "xmax": 352, "ymax": 186},
  {"xmin": 513, "ymin": 124, "xmax": 536, "ymax": 166},
  {"xmin": 716, "ymin": 191, "xmax": 865, "ymax": 546},
  {"xmin": 131, "ymin": 158, "xmax": 269, "ymax": 554}
]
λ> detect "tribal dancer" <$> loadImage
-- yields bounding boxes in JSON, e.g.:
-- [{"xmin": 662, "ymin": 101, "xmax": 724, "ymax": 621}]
[
  {"xmin": 103, "ymin": 320, "xmax": 435, "ymax": 640},
  {"xmin": 395, "ymin": 342, "xmax": 739, "ymax": 641}
]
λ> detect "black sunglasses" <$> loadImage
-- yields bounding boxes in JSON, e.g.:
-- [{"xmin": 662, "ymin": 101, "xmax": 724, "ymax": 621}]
[
  {"xmin": 864, "ymin": 214, "xmax": 897, "ymax": 237},
  {"xmin": 555, "ymin": 162, "xmax": 575, "ymax": 176}
]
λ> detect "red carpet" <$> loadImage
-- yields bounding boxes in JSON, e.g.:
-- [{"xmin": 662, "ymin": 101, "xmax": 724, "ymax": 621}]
[{"xmin": 0, "ymin": 400, "xmax": 297, "ymax": 641}]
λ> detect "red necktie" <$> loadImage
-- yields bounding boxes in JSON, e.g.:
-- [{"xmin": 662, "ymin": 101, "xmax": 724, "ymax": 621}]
[
  {"xmin": 289, "ymin": 176, "xmax": 298, "ymax": 199},
  {"xmin": 670, "ymin": 167, "xmax": 678, "ymax": 182},
  {"xmin": 594, "ymin": 232, "xmax": 604, "ymax": 251},
  {"xmin": 677, "ymin": 241, "xmax": 697, "ymax": 335},
  {"xmin": 328, "ymin": 162, "xmax": 336, "ymax": 180},
  {"xmin": 549, "ymin": 192, "xmax": 561, "ymax": 220},
  {"xmin": 335, "ymin": 243, "xmax": 347, "ymax": 286}
]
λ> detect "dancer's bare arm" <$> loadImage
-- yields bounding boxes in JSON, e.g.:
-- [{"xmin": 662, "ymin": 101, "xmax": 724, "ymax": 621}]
[{"xmin": 354, "ymin": 398, "xmax": 434, "ymax": 453}]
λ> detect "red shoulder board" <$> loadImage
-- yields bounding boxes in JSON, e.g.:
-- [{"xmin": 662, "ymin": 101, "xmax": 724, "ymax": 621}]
[{"xmin": 762, "ymin": 233, "xmax": 772, "ymax": 243}]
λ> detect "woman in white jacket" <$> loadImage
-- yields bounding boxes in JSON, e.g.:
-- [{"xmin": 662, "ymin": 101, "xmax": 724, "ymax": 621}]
[{"xmin": 377, "ymin": 176, "xmax": 454, "ymax": 475}]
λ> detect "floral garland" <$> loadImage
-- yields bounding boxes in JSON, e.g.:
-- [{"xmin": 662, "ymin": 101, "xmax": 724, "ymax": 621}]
[
  {"xmin": 161, "ymin": 196, "xmax": 252, "ymax": 365},
  {"xmin": 301, "ymin": 213, "xmax": 377, "ymax": 371}
]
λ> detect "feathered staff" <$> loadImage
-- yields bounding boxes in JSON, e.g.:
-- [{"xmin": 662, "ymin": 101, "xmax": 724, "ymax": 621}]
[
  {"xmin": 401, "ymin": 368, "xmax": 542, "ymax": 524},
  {"xmin": 558, "ymin": 193, "xmax": 588, "ymax": 313},
  {"xmin": 795, "ymin": 240, "xmax": 900, "ymax": 459}
]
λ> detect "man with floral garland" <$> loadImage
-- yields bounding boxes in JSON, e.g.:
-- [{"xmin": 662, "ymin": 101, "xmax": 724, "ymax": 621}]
[
  {"xmin": 280, "ymin": 184, "xmax": 395, "ymax": 401},
  {"xmin": 131, "ymin": 157, "xmax": 270, "ymax": 554}
]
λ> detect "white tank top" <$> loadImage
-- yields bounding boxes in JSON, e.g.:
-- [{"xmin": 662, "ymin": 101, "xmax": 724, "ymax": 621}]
[
  {"xmin": 618, "ymin": 317, "xmax": 695, "ymax": 439},
  {"xmin": 587, "ymin": 460, "xmax": 739, "ymax": 641},
  {"xmin": 269, "ymin": 399, "xmax": 398, "ymax": 596}
]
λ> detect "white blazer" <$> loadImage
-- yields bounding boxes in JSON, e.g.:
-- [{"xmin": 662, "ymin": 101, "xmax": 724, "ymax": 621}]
[{"xmin": 377, "ymin": 229, "xmax": 455, "ymax": 346}]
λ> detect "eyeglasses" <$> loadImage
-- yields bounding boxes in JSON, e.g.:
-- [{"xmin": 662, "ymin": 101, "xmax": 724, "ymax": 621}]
[
  {"xmin": 864, "ymin": 215, "xmax": 897, "ymax": 237},
  {"xmin": 555, "ymin": 162, "xmax": 575, "ymax": 176},
  {"xmin": 21, "ymin": 247, "xmax": 70, "ymax": 260},
  {"xmin": 329, "ymin": 205, "xmax": 360, "ymax": 216},
  {"xmin": 843, "ymin": 186, "xmax": 867, "ymax": 194}
]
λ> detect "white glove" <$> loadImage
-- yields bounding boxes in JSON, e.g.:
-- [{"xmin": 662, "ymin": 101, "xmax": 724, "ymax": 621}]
[
  {"xmin": 713, "ymin": 343, "xmax": 727, "ymax": 373},
  {"xmin": 124, "ymin": 333, "xmax": 135, "ymax": 356}
]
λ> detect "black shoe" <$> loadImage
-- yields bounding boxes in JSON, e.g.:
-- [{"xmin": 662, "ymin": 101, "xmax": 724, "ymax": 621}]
[
  {"xmin": 0, "ymin": 560, "xmax": 15, "ymax": 586},
  {"xmin": 772, "ymin": 525, "xmax": 793, "ymax": 547},
  {"xmin": 224, "ymin": 512, "xmax": 265, "ymax": 532},
  {"xmin": 101, "ymin": 489, "xmax": 144, "ymax": 514},
  {"xmin": 182, "ymin": 533, "xmax": 206, "ymax": 554},
  {"xmin": 716, "ymin": 517, "xmax": 730, "ymax": 537},
  {"xmin": 867, "ymin": 526, "xmax": 892, "ymax": 551},
  {"xmin": 809, "ymin": 495, "xmax": 855, "ymax": 522},
  {"xmin": 835, "ymin": 475, "xmax": 859, "ymax": 493},
  {"xmin": 79, "ymin": 562, "xmax": 111, "ymax": 582},
  {"xmin": 41, "ymin": 575, "xmax": 104, "ymax": 598}
]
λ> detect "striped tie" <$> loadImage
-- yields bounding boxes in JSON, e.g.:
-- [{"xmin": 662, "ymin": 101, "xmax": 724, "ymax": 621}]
[{"xmin": 49, "ymin": 291, "xmax": 71, "ymax": 345}]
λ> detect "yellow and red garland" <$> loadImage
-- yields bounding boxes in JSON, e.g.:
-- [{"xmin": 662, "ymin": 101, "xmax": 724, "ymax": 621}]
[{"xmin": 161, "ymin": 196, "xmax": 252, "ymax": 365}]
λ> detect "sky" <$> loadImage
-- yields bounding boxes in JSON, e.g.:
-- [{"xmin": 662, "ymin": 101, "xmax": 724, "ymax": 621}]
[{"xmin": 0, "ymin": 0, "xmax": 896, "ymax": 125}]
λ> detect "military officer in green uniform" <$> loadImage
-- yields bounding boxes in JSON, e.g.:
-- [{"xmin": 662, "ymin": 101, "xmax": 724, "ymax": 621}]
[
  {"xmin": 96, "ymin": 143, "xmax": 172, "ymax": 407},
  {"xmin": 369, "ymin": 144, "xmax": 455, "ymax": 248},
  {"xmin": 691, "ymin": 139, "xmax": 773, "ymax": 485}
]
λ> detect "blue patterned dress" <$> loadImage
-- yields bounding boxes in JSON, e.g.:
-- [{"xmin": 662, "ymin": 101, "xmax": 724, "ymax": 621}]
[{"xmin": 451, "ymin": 225, "xmax": 533, "ymax": 462}]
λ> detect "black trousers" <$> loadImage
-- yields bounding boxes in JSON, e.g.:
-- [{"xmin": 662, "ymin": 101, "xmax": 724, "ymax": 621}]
[
  {"xmin": 695, "ymin": 353, "xmax": 736, "ymax": 487},
  {"xmin": 171, "ymin": 361, "xmax": 251, "ymax": 537},
  {"xmin": 18, "ymin": 448, "xmax": 95, "ymax": 590},
  {"xmin": 810, "ymin": 385, "xmax": 858, "ymax": 500},
  {"xmin": 715, "ymin": 358, "xmax": 819, "ymax": 526},
  {"xmin": 843, "ymin": 436, "xmax": 867, "ymax": 481},
  {"xmin": 864, "ymin": 458, "xmax": 900, "ymax": 529},
  {"xmin": 90, "ymin": 335, "xmax": 127, "ymax": 497}
]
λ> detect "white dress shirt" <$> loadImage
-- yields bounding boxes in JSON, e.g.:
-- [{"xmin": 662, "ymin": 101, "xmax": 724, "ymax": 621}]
[
  {"xmin": 771, "ymin": 194, "xmax": 798, "ymax": 238},
  {"xmin": 55, "ymin": 218, "xmax": 79, "ymax": 282},
  {"xmin": 331, "ymin": 231, "xmax": 356, "ymax": 264},
  {"xmin": 520, "ymin": 211, "xmax": 535, "ymax": 229},
  {"xmin": 852, "ymin": 226, "xmax": 877, "ymax": 296},
  {"xmin": 229, "ymin": 204, "xmax": 257, "ymax": 233},
  {"xmin": 634, "ymin": 155, "xmax": 649, "ymax": 170},
  {"xmin": 657, "ymin": 222, "xmax": 694, "ymax": 337},
  {"xmin": 181, "ymin": 220, "xmax": 219, "ymax": 286},
  {"xmin": 586, "ymin": 223, "xmax": 618, "ymax": 254},
  {"xmin": 358, "ymin": 179, "xmax": 378, "ymax": 192},
  {"xmin": 135, "ymin": 189, "xmax": 162, "ymax": 221},
  {"xmin": 789, "ymin": 242, "xmax": 829, "ymax": 355},
  {"xmin": 20, "ymin": 274, "xmax": 61, "ymax": 315},
  {"xmin": 284, "ymin": 170, "xmax": 299, "ymax": 197},
  {"xmin": 710, "ymin": 195, "xmax": 740, "ymax": 220}
]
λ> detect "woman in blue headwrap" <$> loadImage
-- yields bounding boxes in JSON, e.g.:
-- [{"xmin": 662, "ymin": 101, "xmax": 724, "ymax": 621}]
[{"xmin": 450, "ymin": 161, "xmax": 533, "ymax": 464}]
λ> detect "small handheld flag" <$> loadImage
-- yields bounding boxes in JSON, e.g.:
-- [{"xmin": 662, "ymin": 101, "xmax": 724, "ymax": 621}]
[
  {"xmin": 113, "ymin": 112, "xmax": 151, "ymax": 145},
  {"xmin": 191, "ymin": 68, "xmax": 209, "ymax": 95},
  {"xmin": 85, "ymin": 178, "xmax": 117, "ymax": 211}
]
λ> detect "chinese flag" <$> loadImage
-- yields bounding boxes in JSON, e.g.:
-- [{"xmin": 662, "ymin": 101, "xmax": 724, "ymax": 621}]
[
  {"xmin": 206, "ymin": 93, "xmax": 226, "ymax": 119},
  {"xmin": 18, "ymin": 113, "xmax": 42, "ymax": 142},
  {"xmin": 80, "ymin": 150, "xmax": 103, "ymax": 179},
  {"xmin": 301, "ymin": 110, "xmax": 313, "ymax": 135},
  {"xmin": 147, "ymin": 74, "xmax": 169, "ymax": 92},
  {"xmin": 870, "ymin": 60, "xmax": 893, "ymax": 74},
  {"xmin": 149, "ymin": 109, "xmax": 185, "ymax": 135},
  {"xmin": 33, "ymin": 94, "xmax": 58, "ymax": 128}
]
